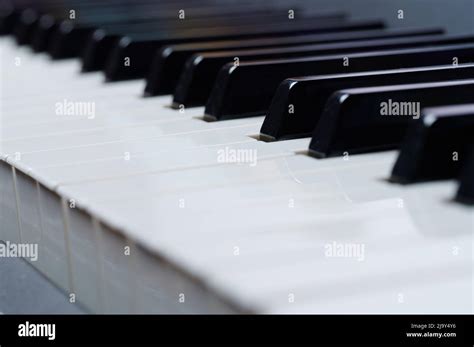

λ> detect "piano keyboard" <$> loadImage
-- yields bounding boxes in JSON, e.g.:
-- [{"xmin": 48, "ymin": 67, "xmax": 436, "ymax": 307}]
[{"xmin": 0, "ymin": 0, "xmax": 473, "ymax": 314}]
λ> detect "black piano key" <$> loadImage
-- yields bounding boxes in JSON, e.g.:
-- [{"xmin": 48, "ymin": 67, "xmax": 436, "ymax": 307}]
[
  {"xmin": 81, "ymin": 29, "xmax": 121, "ymax": 71},
  {"xmin": 54, "ymin": 22, "xmax": 153, "ymax": 60},
  {"xmin": 43, "ymin": 4, "xmax": 142, "ymax": 56},
  {"xmin": 145, "ymin": 27, "xmax": 443, "ymax": 97},
  {"xmin": 390, "ymin": 104, "xmax": 474, "ymax": 183},
  {"xmin": 307, "ymin": 80, "xmax": 474, "ymax": 158},
  {"xmin": 31, "ymin": 13, "xmax": 60, "ymax": 52},
  {"xmin": 0, "ymin": 4, "xmax": 19, "ymax": 35},
  {"xmin": 105, "ymin": 19, "xmax": 382, "ymax": 81},
  {"xmin": 12, "ymin": 8, "xmax": 38, "ymax": 45},
  {"xmin": 103, "ymin": 14, "xmax": 354, "ymax": 80},
  {"xmin": 48, "ymin": 22, "xmax": 97, "ymax": 59},
  {"xmin": 206, "ymin": 38, "xmax": 474, "ymax": 120},
  {"xmin": 49, "ymin": 2, "xmax": 294, "ymax": 59},
  {"xmin": 81, "ymin": 9, "xmax": 329, "ymax": 72},
  {"xmin": 13, "ymin": 0, "xmax": 120, "ymax": 48},
  {"xmin": 256, "ymin": 46, "xmax": 474, "ymax": 140},
  {"xmin": 456, "ymin": 144, "xmax": 474, "ymax": 205},
  {"xmin": 13, "ymin": 1, "xmax": 294, "ymax": 48},
  {"xmin": 15, "ymin": 2, "xmax": 89, "ymax": 50},
  {"xmin": 179, "ymin": 34, "xmax": 474, "ymax": 109}
]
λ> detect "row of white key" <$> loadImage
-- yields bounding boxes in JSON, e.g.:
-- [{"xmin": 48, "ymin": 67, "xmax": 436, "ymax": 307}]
[{"xmin": 1, "ymin": 38, "xmax": 472, "ymax": 313}]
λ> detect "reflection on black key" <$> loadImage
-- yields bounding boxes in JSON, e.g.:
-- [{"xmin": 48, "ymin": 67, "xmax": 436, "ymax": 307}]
[
  {"xmin": 49, "ymin": 20, "xmax": 156, "ymax": 58},
  {"xmin": 177, "ymin": 34, "xmax": 473, "ymax": 108},
  {"xmin": 81, "ymin": 30, "xmax": 121, "ymax": 71},
  {"xmin": 145, "ymin": 27, "xmax": 442, "ymax": 96},
  {"xmin": 103, "ymin": 14, "xmax": 352, "ymax": 79},
  {"xmin": 206, "ymin": 42, "xmax": 474, "ymax": 122},
  {"xmin": 50, "ymin": 24, "xmax": 97, "ymax": 59},
  {"xmin": 390, "ymin": 104, "xmax": 474, "ymax": 183},
  {"xmin": 456, "ymin": 145, "xmax": 474, "ymax": 205},
  {"xmin": 106, "ymin": 19, "xmax": 382, "ymax": 81},
  {"xmin": 82, "ymin": 11, "xmax": 348, "ymax": 72},
  {"xmin": 0, "ymin": 5, "xmax": 19, "ymax": 35},
  {"xmin": 50, "ymin": 2, "xmax": 302, "ymax": 59},
  {"xmin": 13, "ymin": 8, "xmax": 37, "ymax": 45},
  {"xmin": 31, "ymin": 14, "xmax": 56, "ymax": 52},
  {"xmin": 307, "ymin": 80, "xmax": 474, "ymax": 158},
  {"xmin": 260, "ymin": 59, "xmax": 474, "ymax": 141}
]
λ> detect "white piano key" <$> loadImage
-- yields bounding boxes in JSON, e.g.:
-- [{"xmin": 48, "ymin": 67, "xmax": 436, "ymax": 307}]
[
  {"xmin": 2, "ymin": 118, "xmax": 260, "ymax": 157},
  {"xmin": 0, "ymin": 161, "xmax": 21, "ymax": 243},
  {"xmin": 9, "ymin": 139, "xmax": 309, "ymax": 308},
  {"xmin": 130, "ymin": 242, "xmax": 242, "ymax": 313},
  {"xmin": 213, "ymin": 230, "xmax": 471, "ymax": 309},
  {"xmin": 1, "ymin": 108, "xmax": 221, "ymax": 142},
  {"xmin": 7, "ymin": 121, "xmax": 264, "ymax": 169},
  {"xmin": 87, "ymin": 177, "xmax": 467, "ymax": 265},
  {"xmin": 46, "ymin": 154, "xmax": 391, "ymax": 273},
  {"xmin": 60, "ymin": 153, "xmax": 470, "ymax": 312},
  {"xmin": 2, "ymin": 83, "xmax": 169, "ymax": 126},
  {"xmin": 171, "ymin": 200, "xmax": 470, "ymax": 311},
  {"xmin": 57, "ymin": 150, "xmax": 391, "ymax": 211},
  {"xmin": 2, "ymin": 36, "xmax": 472, "ymax": 315},
  {"xmin": 36, "ymin": 186, "xmax": 72, "ymax": 293},
  {"xmin": 62, "ymin": 206, "xmax": 103, "ymax": 312},
  {"xmin": 28, "ymin": 137, "xmax": 307, "ymax": 189},
  {"xmin": 2, "ymin": 100, "xmax": 189, "ymax": 138},
  {"xmin": 13, "ymin": 170, "xmax": 43, "ymax": 267},
  {"xmin": 3, "ymin": 59, "xmax": 92, "ymax": 99},
  {"xmin": 96, "ymin": 223, "xmax": 134, "ymax": 314},
  {"xmin": 270, "ymin": 275, "xmax": 473, "ymax": 313},
  {"xmin": 2, "ymin": 77, "xmax": 146, "ymax": 107}
]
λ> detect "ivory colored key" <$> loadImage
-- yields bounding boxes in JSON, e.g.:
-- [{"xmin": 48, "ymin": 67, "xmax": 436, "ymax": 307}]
[{"xmin": 1, "ymin": 0, "xmax": 473, "ymax": 315}]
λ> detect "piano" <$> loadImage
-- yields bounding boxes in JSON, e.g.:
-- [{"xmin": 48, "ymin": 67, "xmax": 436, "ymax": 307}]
[{"xmin": 0, "ymin": 0, "xmax": 473, "ymax": 314}]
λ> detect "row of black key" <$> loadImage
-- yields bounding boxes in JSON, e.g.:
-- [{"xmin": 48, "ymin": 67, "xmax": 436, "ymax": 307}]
[
  {"xmin": 2, "ymin": 0, "xmax": 472, "ymax": 204},
  {"xmin": 145, "ymin": 27, "xmax": 444, "ymax": 96}
]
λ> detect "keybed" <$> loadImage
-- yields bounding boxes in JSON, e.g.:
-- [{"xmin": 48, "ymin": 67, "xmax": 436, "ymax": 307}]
[{"xmin": 0, "ymin": 0, "xmax": 473, "ymax": 314}]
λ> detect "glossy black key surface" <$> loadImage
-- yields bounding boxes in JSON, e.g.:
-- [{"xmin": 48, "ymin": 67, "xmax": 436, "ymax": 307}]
[
  {"xmin": 14, "ymin": 0, "xmax": 173, "ymax": 49},
  {"xmin": 106, "ymin": 19, "xmax": 382, "ymax": 82},
  {"xmin": 257, "ymin": 48, "xmax": 474, "ymax": 140},
  {"xmin": 17, "ymin": 1, "xmax": 113, "ymax": 50},
  {"xmin": 77, "ymin": 17, "xmax": 189, "ymax": 61},
  {"xmin": 206, "ymin": 39, "xmax": 474, "ymax": 122},
  {"xmin": 146, "ymin": 27, "xmax": 400, "ymax": 96},
  {"xmin": 103, "ymin": 15, "xmax": 357, "ymax": 80},
  {"xmin": 64, "ymin": 6, "xmax": 322, "ymax": 59},
  {"xmin": 31, "ymin": 13, "xmax": 56, "ymax": 51},
  {"xmin": 456, "ymin": 145, "xmax": 474, "ymax": 205},
  {"xmin": 26, "ymin": 2, "xmax": 171, "ymax": 54},
  {"xmin": 46, "ymin": 1, "xmax": 297, "ymax": 58},
  {"xmin": 176, "ymin": 34, "xmax": 473, "ymax": 108},
  {"xmin": 80, "ymin": 9, "xmax": 342, "ymax": 72},
  {"xmin": 390, "ymin": 104, "xmax": 474, "ymax": 183},
  {"xmin": 1, "ymin": 0, "xmax": 45, "ymax": 36},
  {"xmin": 50, "ymin": 18, "xmax": 183, "ymax": 59},
  {"xmin": 307, "ymin": 80, "xmax": 474, "ymax": 158},
  {"xmin": 144, "ymin": 28, "xmax": 443, "ymax": 96},
  {"xmin": 0, "ymin": 4, "xmax": 18, "ymax": 35},
  {"xmin": 49, "ymin": 22, "xmax": 99, "ymax": 59},
  {"xmin": 12, "ymin": 8, "xmax": 38, "ymax": 45}
]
